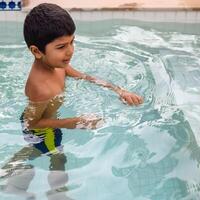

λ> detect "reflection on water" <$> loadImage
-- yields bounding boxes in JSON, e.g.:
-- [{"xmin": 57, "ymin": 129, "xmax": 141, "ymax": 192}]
[{"xmin": 1, "ymin": 20, "xmax": 200, "ymax": 199}]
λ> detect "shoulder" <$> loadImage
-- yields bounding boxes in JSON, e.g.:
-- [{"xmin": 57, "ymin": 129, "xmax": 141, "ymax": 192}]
[{"xmin": 25, "ymin": 77, "xmax": 52, "ymax": 102}]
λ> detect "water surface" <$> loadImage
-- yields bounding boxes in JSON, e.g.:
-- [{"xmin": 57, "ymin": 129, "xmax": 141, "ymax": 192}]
[{"xmin": 0, "ymin": 20, "xmax": 200, "ymax": 200}]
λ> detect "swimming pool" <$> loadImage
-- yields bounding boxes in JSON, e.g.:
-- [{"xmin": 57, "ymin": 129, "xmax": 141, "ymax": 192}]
[{"xmin": 0, "ymin": 19, "xmax": 200, "ymax": 200}]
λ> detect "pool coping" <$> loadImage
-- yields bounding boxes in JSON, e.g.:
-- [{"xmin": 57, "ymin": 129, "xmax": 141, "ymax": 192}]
[
  {"xmin": 22, "ymin": 7, "xmax": 200, "ymax": 12},
  {"xmin": 20, "ymin": 0, "xmax": 200, "ymax": 12},
  {"xmin": 1, "ymin": 0, "xmax": 200, "ymax": 12}
]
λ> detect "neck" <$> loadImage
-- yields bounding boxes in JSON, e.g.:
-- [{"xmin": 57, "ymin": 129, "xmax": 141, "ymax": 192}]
[{"xmin": 33, "ymin": 59, "xmax": 55, "ymax": 73}]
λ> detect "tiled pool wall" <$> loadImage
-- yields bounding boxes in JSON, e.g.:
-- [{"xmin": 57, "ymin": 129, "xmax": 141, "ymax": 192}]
[
  {"xmin": 0, "ymin": 0, "xmax": 21, "ymax": 11},
  {"xmin": 0, "ymin": 0, "xmax": 22, "ymax": 23}
]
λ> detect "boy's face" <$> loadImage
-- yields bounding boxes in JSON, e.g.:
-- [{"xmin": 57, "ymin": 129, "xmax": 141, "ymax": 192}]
[{"xmin": 41, "ymin": 34, "xmax": 75, "ymax": 69}]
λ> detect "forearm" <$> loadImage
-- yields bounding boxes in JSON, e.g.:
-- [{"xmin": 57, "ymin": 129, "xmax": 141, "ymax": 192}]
[
  {"xmin": 28, "ymin": 117, "xmax": 81, "ymax": 129},
  {"xmin": 65, "ymin": 65, "xmax": 124, "ymax": 95},
  {"xmin": 66, "ymin": 67, "xmax": 143, "ymax": 105},
  {"xmin": 84, "ymin": 75, "xmax": 124, "ymax": 95},
  {"xmin": 84, "ymin": 75, "xmax": 143, "ymax": 105}
]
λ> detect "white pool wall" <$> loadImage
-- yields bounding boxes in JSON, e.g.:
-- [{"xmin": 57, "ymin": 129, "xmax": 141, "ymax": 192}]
[{"xmin": 1, "ymin": 9, "xmax": 200, "ymax": 23}]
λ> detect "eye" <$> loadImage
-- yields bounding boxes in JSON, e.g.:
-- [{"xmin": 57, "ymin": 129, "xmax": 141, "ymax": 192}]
[{"xmin": 57, "ymin": 45, "xmax": 65, "ymax": 49}]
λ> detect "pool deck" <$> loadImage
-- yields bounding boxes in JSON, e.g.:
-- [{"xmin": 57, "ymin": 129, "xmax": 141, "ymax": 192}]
[{"xmin": 22, "ymin": 0, "xmax": 200, "ymax": 11}]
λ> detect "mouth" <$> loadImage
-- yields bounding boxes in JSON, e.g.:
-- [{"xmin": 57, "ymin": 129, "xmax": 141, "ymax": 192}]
[{"xmin": 63, "ymin": 59, "xmax": 70, "ymax": 64}]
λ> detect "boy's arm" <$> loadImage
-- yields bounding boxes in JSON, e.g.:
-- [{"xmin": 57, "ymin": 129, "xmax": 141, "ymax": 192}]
[
  {"xmin": 65, "ymin": 64, "xmax": 143, "ymax": 105},
  {"xmin": 29, "ymin": 117, "xmax": 81, "ymax": 129},
  {"xmin": 32, "ymin": 115, "xmax": 102, "ymax": 129},
  {"xmin": 23, "ymin": 101, "xmax": 79, "ymax": 129},
  {"xmin": 24, "ymin": 101, "xmax": 100, "ymax": 130}
]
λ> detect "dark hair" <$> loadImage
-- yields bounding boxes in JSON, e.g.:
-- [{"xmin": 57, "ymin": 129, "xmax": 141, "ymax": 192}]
[{"xmin": 23, "ymin": 3, "xmax": 76, "ymax": 53}]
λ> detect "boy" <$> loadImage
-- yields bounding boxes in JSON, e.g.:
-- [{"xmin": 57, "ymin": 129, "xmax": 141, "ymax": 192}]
[{"xmin": 22, "ymin": 3, "xmax": 143, "ymax": 155}]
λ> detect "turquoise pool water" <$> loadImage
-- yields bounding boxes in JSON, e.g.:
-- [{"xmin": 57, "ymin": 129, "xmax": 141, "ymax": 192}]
[{"xmin": 0, "ymin": 20, "xmax": 200, "ymax": 200}]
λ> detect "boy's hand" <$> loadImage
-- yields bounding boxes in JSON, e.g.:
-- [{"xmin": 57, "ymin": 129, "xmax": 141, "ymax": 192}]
[
  {"xmin": 76, "ymin": 114, "xmax": 104, "ymax": 129},
  {"xmin": 118, "ymin": 89, "xmax": 143, "ymax": 106}
]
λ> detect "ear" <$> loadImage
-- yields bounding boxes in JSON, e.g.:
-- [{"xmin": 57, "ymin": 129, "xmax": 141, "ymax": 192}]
[{"xmin": 29, "ymin": 45, "xmax": 43, "ymax": 59}]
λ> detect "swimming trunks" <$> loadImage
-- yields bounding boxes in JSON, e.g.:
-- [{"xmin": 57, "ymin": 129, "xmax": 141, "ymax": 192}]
[{"xmin": 20, "ymin": 114, "xmax": 63, "ymax": 155}]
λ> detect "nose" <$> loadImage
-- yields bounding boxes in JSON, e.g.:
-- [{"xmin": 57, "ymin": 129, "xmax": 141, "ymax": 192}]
[{"xmin": 66, "ymin": 44, "xmax": 74, "ymax": 57}]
